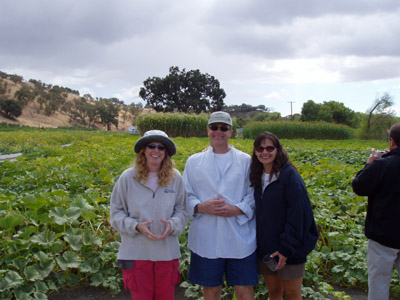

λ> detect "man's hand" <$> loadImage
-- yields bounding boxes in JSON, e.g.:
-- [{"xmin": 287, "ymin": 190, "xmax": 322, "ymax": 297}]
[
  {"xmin": 198, "ymin": 198, "xmax": 242, "ymax": 217},
  {"xmin": 367, "ymin": 148, "xmax": 386, "ymax": 164},
  {"xmin": 198, "ymin": 198, "xmax": 225, "ymax": 215},
  {"xmin": 215, "ymin": 202, "xmax": 242, "ymax": 217}
]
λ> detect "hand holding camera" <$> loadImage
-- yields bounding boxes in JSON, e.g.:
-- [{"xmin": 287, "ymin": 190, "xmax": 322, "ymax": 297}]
[{"xmin": 263, "ymin": 253, "xmax": 278, "ymax": 271}]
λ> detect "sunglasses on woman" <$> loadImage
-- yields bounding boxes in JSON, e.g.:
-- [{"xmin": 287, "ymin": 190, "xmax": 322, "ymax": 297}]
[
  {"xmin": 255, "ymin": 146, "xmax": 276, "ymax": 153},
  {"xmin": 208, "ymin": 125, "xmax": 230, "ymax": 132},
  {"xmin": 146, "ymin": 144, "xmax": 166, "ymax": 151}
]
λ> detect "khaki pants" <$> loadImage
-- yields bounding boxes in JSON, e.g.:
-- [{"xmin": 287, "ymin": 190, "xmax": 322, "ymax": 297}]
[{"xmin": 367, "ymin": 239, "xmax": 400, "ymax": 300}]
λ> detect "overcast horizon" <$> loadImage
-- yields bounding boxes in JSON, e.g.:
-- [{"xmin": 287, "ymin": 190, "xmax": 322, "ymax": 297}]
[{"xmin": 1, "ymin": 0, "xmax": 400, "ymax": 117}]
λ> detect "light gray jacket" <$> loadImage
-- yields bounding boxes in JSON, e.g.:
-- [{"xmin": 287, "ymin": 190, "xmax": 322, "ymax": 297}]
[{"xmin": 110, "ymin": 167, "xmax": 188, "ymax": 261}]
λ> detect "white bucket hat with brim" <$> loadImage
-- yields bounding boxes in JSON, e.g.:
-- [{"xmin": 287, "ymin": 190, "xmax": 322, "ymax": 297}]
[{"xmin": 134, "ymin": 130, "xmax": 176, "ymax": 156}]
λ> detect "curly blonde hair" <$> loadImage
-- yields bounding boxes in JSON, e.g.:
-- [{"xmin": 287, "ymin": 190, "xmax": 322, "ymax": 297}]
[{"xmin": 134, "ymin": 148, "xmax": 176, "ymax": 186}]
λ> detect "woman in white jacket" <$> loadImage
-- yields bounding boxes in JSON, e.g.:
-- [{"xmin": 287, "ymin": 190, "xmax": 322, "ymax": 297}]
[{"xmin": 110, "ymin": 130, "xmax": 188, "ymax": 300}]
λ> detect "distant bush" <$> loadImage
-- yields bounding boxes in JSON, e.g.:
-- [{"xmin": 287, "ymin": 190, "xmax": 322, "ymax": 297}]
[
  {"xmin": 0, "ymin": 123, "xmax": 36, "ymax": 132},
  {"xmin": 242, "ymin": 121, "xmax": 354, "ymax": 140},
  {"xmin": 0, "ymin": 124, "xmax": 99, "ymax": 132},
  {"xmin": 137, "ymin": 113, "xmax": 239, "ymax": 138},
  {"xmin": 52, "ymin": 126, "xmax": 99, "ymax": 132},
  {"xmin": 137, "ymin": 113, "xmax": 206, "ymax": 137}
]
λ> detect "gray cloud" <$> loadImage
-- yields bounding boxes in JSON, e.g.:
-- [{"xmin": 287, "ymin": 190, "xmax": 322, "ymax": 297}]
[{"xmin": 1, "ymin": 0, "xmax": 400, "ymax": 113}]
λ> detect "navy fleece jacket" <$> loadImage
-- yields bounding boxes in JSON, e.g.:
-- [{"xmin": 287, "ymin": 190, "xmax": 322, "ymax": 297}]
[{"xmin": 255, "ymin": 163, "xmax": 318, "ymax": 265}]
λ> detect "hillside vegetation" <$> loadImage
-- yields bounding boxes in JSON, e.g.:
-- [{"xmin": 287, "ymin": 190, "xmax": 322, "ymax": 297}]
[
  {"xmin": 1, "ymin": 70, "xmax": 398, "ymax": 140},
  {"xmin": 0, "ymin": 73, "xmax": 143, "ymax": 131}
]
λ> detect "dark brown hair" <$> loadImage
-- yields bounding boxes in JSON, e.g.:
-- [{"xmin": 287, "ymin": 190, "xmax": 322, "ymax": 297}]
[
  {"xmin": 390, "ymin": 122, "xmax": 400, "ymax": 147},
  {"xmin": 249, "ymin": 132, "xmax": 291, "ymax": 187}
]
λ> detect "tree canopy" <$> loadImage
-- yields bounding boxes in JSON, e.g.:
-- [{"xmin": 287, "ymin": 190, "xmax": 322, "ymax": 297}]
[
  {"xmin": 0, "ymin": 97, "xmax": 22, "ymax": 119},
  {"xmin": 139, "ymin": 66, "xmax": 226, "ymax": 113},
  {"xmin": 359, "ymin": 93, "xmax": 396, "ymax": 139},
  {"xmin": 301, "ymin": 100, "xmax": 359, "ymax": 128}
]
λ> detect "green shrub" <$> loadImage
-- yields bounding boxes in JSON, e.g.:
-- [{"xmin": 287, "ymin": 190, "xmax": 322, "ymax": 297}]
[
  {"xmin": 137, "ymin": 113, "xmax": 238, "ymax": 138},
  {"xmin": 137, "ymin": 113, "xmax": 208, "ymax": 137},
  {"xmin": 242, "ymin": 121, "xmax": 354, "ymax": 140}
]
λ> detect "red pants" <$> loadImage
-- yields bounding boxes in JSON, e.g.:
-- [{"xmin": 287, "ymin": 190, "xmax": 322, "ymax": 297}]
[{"xmin": 122, "ymin": 259, "xmax": 180, "ymax": 300}]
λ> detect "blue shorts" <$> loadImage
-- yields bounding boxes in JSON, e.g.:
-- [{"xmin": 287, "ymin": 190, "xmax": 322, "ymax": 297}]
[{"xmin": 188, "ymin": 251, "xmax": 258, "ymax": 287}]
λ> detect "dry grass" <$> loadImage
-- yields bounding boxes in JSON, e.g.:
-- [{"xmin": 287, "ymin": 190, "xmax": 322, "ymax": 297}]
[{"xmin": 0, "ymin": 79, "xmax": 137, "ymax": 131}]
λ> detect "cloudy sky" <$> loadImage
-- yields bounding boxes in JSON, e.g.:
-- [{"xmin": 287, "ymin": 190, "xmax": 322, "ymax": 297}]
[{"xmin": 1, "ymin": 0, "xmax": 400, "ymax": 116}]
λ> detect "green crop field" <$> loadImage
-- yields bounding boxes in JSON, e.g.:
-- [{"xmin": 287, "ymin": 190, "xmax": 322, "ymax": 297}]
[{"xmin": 0, "ymin": 130, "xmax": 398, "ymax": 300}]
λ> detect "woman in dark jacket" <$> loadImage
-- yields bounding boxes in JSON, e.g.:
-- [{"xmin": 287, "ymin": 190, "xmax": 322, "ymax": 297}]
[{"xmin": 249, "ymin": 132, "xmax": 318, "ymax": 300}]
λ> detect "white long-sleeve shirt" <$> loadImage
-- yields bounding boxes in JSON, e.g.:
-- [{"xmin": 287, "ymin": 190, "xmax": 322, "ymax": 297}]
[{"xmin": 182, "ymin": 146, "xmax": 256, "ymax": 259}]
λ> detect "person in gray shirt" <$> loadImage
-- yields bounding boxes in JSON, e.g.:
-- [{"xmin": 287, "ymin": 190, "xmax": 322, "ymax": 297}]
[{"xmin": 110, "ymin": 130, "xmax": 188, "ymax": 300}]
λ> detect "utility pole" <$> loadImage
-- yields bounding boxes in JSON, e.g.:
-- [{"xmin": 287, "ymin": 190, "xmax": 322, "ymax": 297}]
[{"xmin": 288, "ymin": 101, "xmax": 295, "ymax": 120}]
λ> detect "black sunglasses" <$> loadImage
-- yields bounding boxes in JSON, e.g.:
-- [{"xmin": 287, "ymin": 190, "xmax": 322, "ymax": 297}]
[
  {"xmin": 208, "ymin": 125, "xmax": 230, "ymax": 132},
  {"xmin": 146, "ymin": 144, "xmax": 166, "ymax": 151},
  {"xmin": 255, "ymin": 146, "xmax": 276, "ymax": 153}
]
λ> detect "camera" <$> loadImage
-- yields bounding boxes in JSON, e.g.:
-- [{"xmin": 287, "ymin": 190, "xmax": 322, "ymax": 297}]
[
  {"xmin": 377, "ymin": 150, "xmax": 385, "ymax": 158},
  {"xmin": 262, "ymin": 254, "xmax": 278, "ymax": 271}
]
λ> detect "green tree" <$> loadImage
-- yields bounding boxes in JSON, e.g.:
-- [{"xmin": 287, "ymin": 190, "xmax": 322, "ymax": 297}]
[
  {"xmin": 95, "ymin": 98, "xmax": 121, "ymax": 131},
  {"xmin": 0, "ymin": 71, "xmax": 8, "ymax": 79},
  {"xmin": 139, "ymin": 66, "xmax": 226, "ymax": 113},
  {"xmin": 318, "ymin": 101, "xmax": 359, "ymax": 128},
  {"xmin": 359, "ymin": 93, "xmax": 395, "ymax": 139},
  {"xmin": 62, "ymin": 98, "xmax": 92, "ymax": 126},
  {"xmin": 366, "ymin": 93, "xmax": 394, "ymax": 133},
  {"xmin": 301, "ymin": 100, "xmax": 321, "ymax": 122},
  {"xmin": 129, "ymin": 102, "xmax": 143, "ymax": 125},
  {"xmin": 15, "ymin": 85, "xmax": 37, "ymax": 107},
  {"xmin": 8, "ymin": 74, "xmax": 23, "ymax": 85},
  {"xmin": 0, "ymin": 97, "xmax": 22, "ymax": 119},
  {"xmin": 0, "ymin": 81, "xmax": 7, "ymax": 95},
  {"xmin": 301, "ymin": 100, "xmax": 359, "ymax": 128},
  {"xmin": 252, "ymin": 112, "xmax": 282, "ymax": 122},
  {"xmin": 83, "ymin": 93, "xmax": 94, "ymax": 100}
]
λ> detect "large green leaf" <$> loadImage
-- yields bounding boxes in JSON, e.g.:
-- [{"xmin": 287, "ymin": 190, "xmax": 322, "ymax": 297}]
[
  {"xmin": 4, "ymin": 270, "xmax": 24, "ymax": 289},
  {"xmin": 21, "ymin": 195, "xmax": 48, "ymax": 211},
  {"xmin": 24, "ymin": 265, "xmax": 43, "ymax": 281},
  {"xmin": 32, "ymin": 251, "xmax": 51, "ymax": 262},
  {"xmin": 90, "ymin": 273, "xmax": 103, "ymax": 287},
  {"xmin": 49, "ymin": 207, "xmax": 81, "ymax": 225},
  {"xmin": 34, "ymin": 281, "xmax": 48, "ymax": 294},
  {"xmin": 33, "ymin": 292, "xmax": 47, "ymax": 300},
  {"xmin": 79, "ymin": 257, "xmax": 101, "ymax": 273},
  {"xmin": 30, "ymin": 231, "xmax": 56, "ymax": 247},
  {"xmin": 74, "ymin": 197, "xmax": 94, "ymax": 211},
  {"xmin": 56, "ymin": 251, "xmax": 81, "ymax": 270},
  {"xmin": 14, "ymin": 226, "xmax": 37, "ymax": 240},
  {"xmin": 0, "ymin": 215, "xmax": 24, "ymax": 230},
  {"xmin": 82, "ymin": 232, "xmax": 102, "ymax": 246},
  {"xmin": 13, "ymin": 288, "xmax": 34, "ymax": 300},
  {"xmin": 64, "ymin": 233, "xmax": 83, "ymax": 251},
  {"xmin": 0, "ymin": 278, "xmax": 9, "ymax": 292},
  {"xmin": 12, "ymin": 258, "xmax": 26, "ymax": 270},
  {"xmin": 38, "ymin": 260, "xmax": 55, "ymax": 278}
]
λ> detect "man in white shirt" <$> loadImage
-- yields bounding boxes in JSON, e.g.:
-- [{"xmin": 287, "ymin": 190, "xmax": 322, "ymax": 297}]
[{"xmin": 183, "ymin": 111, "xmax": 257, "ymax": 300}]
